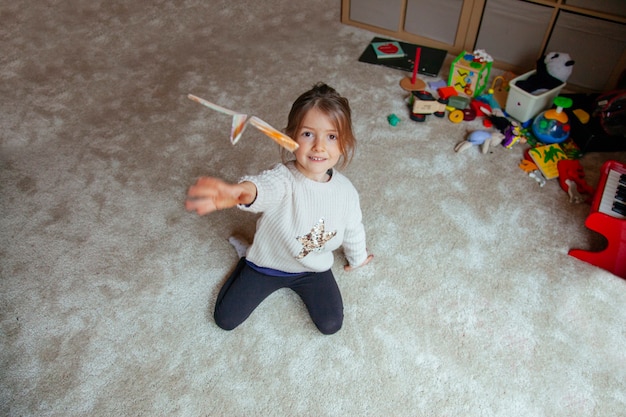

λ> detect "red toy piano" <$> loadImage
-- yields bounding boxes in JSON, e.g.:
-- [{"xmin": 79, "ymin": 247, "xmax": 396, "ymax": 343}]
[{"xmin": 569, "ymin": 160, "xmax": 626, "ymax": 279}]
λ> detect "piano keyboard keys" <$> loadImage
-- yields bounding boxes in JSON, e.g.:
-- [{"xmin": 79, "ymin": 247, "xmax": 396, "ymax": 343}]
[
  {"xmin": 599, "ymin": 169, "xmax": 626, "ymax": 219},
  {"xmin": 614, "ymin": 201, "xmax": 626, "ymax": 216}
]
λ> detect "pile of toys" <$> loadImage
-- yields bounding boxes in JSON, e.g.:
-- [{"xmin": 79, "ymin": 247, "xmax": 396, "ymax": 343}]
[{"xmin": 392, "ymin": 49, "xmax": 595, "ymax": 204}]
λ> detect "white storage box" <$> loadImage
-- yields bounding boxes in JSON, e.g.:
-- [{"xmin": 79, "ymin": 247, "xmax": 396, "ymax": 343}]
[{"xmin": 505, "ymin": 70, "xmax": 565, "ymax": 123}]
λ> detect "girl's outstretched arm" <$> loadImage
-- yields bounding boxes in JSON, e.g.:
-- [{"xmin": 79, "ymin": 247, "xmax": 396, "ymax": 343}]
[{"xmin": 185, "ymin": 177, "xmax": 257, "ymax": 215}]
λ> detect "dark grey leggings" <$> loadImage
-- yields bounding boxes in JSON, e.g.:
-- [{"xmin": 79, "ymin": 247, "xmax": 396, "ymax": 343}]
[{"xmin": 214, "ymin": 258, "xmax": 344, "ymax": 334}]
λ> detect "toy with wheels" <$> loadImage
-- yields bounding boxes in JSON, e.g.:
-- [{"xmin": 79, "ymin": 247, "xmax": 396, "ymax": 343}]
[
  {"xmin": 408, "ymin": 90, "xmax": 447, "ymax": 122},
  {"xmin": 532, "ymin": 96, "xmax": 572, "ymax": 144}
]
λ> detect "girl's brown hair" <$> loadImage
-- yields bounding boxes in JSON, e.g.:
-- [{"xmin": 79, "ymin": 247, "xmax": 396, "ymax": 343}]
[{"xmin": 282, "ymin": 83, "xmax": 356, "ymax": 169}]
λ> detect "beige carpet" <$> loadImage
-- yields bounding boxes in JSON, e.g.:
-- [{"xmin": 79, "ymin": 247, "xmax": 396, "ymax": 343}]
[{"xmin": 1, "ymin": 1, "xmax": 625, "ymax": 416}]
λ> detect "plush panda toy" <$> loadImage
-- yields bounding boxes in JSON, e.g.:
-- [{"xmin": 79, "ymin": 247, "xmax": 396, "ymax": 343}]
[{"xmin": 517, "ymin": 52, "xmax": 575, "ymax": 94}]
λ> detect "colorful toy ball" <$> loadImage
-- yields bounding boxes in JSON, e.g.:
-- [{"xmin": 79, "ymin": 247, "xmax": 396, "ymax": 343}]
[{"xmin": 531, "ymin": 96, "xmax": 572, "ymax": 144}]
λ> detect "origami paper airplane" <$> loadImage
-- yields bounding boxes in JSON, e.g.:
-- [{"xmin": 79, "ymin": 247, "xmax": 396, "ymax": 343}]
[{"xmin": 187, "ymin": 94, "xmax": 299, "ymax": 152}]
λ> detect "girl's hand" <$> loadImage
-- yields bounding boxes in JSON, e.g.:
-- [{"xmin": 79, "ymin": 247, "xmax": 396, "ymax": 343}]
[
  {"xmin": 344, "ymin": 254, "xmax": 374, "ymax": 272},
  {"xmin": 185, "ymin": 177, "xmax": 256, "ymax": 215}
]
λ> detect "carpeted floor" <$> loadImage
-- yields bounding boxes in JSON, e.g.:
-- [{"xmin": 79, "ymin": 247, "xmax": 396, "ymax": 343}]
[{"xmin": 1, "ymin": 1, "xmax": 625, "ymax": 416}]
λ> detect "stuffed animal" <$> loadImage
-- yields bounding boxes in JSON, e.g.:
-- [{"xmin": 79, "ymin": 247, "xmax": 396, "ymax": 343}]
[
  {"xmin": 516, "ymin": 52, "xmax": 575, "ymax": 94},
  {"xmin": 501, "ymin": 124, "xmax": 527, "ymax": 149},
  {"xmin": 454, "ymin": 130, "xmax": 504, "ymax": 154},
  {"xmin": 479, "ymin": 107, "xmax": 527, "ymax": 148}
]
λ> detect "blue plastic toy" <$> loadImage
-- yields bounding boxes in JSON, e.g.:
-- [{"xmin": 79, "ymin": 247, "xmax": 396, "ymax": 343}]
[{"xmin": 531, "ymin": 96, "xmax": 572, "ymax": 144}]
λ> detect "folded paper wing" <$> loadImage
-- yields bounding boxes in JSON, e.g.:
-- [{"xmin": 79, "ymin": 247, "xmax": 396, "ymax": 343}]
[
  {"xmin": 247, "ymin": 117, "xmax": 299, "ymax": 152},
  {"xmin": 187, "ymin": 94, "xmax": 299, "ymax": 152},
  {"xmin": 230, "ymin": 113, "xmax": 248, "ymax": 145}
]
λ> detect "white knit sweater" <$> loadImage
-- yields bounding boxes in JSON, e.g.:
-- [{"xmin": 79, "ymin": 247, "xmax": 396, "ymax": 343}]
[{"xmin": 238, "ymin": 161, "xmax": 368, "ymax": 273}]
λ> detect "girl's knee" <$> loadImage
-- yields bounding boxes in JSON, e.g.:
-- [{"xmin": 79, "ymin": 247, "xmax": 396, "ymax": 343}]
[
  {"xmin": 214, "ymin": 311, "xmax": 240, "ymax": 331},
  {"xmin": 316, "ymin": 317, "xmax": 343, "ymax": 335}
]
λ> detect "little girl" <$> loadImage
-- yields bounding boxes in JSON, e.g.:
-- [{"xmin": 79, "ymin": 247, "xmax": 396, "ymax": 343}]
[{"xmin": 186, "ymin": 83, "xmax": 373, "ymax": 334}]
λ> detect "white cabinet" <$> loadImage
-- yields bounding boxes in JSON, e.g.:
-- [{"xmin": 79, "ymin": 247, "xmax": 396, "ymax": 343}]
[
  {"xmin": 342, "ymin": 0, "xmax": 480, "ymax": 53},
  {"xmin": 341, "ymin": 0, "xmax": 626, "ymax": 91}
]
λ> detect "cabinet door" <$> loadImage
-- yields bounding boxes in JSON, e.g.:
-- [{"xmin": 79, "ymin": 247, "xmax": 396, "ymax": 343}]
[
  {"xmin": 546, "ymin": 11, "xmax": 626, "ymax": 90},
  {"xmin": 404, "ymin": 0, "xmax": 480, "ymax": 53},
  {"xmin": 475, "ymin": 0, "xmax": 554, "ymax": 69},
  {"xmin": 564, "ymin": 0, "xmax": 626, "ymax": 18},
  {"xmin": 404, "ymin": 0, "xmax": 461, "ymax": 48},
  {"xmin": 348, "ymin": 0, "xmax": 404, "ymax": 32}
]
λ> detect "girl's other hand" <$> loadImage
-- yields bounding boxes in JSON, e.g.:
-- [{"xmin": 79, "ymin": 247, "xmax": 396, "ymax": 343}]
[{"xmin": 344, "ymin": 253, "xmax": 374, "ymax": 272}]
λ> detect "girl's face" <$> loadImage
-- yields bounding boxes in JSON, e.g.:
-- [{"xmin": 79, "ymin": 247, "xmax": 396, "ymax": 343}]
[{"xmin": 293, "ymin": 107, "xmax": 342, "ymax": 182}]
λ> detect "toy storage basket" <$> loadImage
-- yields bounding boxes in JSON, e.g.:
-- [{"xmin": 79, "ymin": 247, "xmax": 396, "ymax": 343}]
[{"xmin": 505, "ymin": 70, "xmax": 565, "ymax": 123}]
